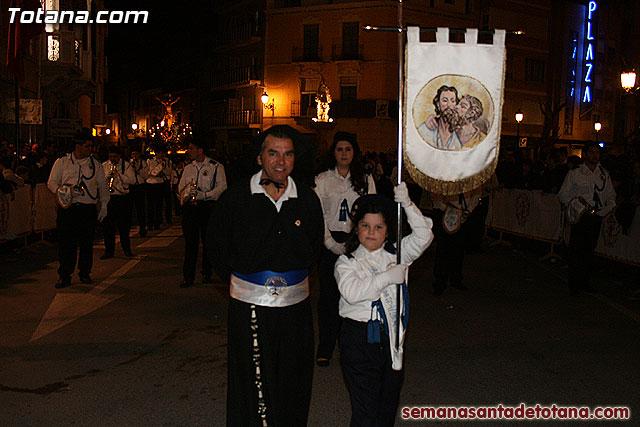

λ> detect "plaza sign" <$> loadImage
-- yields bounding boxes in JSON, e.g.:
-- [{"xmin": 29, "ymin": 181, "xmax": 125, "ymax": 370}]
[{"xmin": 581, "ymin": 1, "xmax": 597, "ymax": 111}]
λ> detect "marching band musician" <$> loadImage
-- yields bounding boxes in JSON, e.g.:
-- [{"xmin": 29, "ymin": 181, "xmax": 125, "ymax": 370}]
[
  {"xmin": 130, "ymin": 147, "xmax": 149, "ymax": 237},
  {"xmin": 177, "ymin": 140, "xmax": 227, "ymax": 287},
  {"xmin": 101, "ymin": 146, "xmax": 136, "ymax": 259},
  {"xmin": 428, "ymin": 173, "xmax": 498, "ymax": 296},
  {"xmin": 47, "ymin": 130, "xmax": 109, "ymax": 289},
  {"xmin": 558, "ymin": 141, "xmax": 616, "ymax": 296},
  {"xmin": 430, "ymin": 187, "xmax": 480, "ymax": 296},
  {"xmin": 146, "ymin": 148, "xmax": 172, "ymax": 230}
]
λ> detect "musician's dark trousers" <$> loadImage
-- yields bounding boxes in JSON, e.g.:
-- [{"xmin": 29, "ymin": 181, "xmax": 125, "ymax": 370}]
[
  {"xmin": 56, "ymin": 204, "xmax": 97, "ymax": 280},
  {"xmin": 161, "ymin": 181, "xmax": 172, "ymax": 224},
  {"xmin": 172, "ymin": 184, "xmax": 182, "ymax": 216},
  {"xmin": 339, "ymin": 318, "xmax": 403, "ymax": 427},
  {"xmin": 146, "ymin": 183, "xmax": 163, "ymax": 229},
  {"xmin": 568, "ymin": 214, "xmax": 602, "ymax": 294},
  {"xmin": 103, "ymin": 194, "xmax": 132, "ymax": 255},
  {"xmin": 432, "ymin": 211, "xmax": 466, "ymax": 292},
  {"xmin": 130, "ymin": 184, "xmax": 147, "ymax": 235},
  {"xmin": 181, "ymin": 201, "xmax": 213, "ymax": 283},
  {"xmin": 227, "ymin": 298, "xmax": 314, "ymax": 427}
]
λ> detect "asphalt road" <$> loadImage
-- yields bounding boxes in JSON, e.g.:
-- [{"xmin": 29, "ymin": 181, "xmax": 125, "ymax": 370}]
[{"xmin": 0, "ymin": 224, "xmax": 638, "ymax": 426}]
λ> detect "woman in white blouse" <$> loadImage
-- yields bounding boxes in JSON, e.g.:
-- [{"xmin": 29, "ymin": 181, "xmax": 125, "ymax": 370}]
[{"xmin": 314, "ymin": 131, "xmax": 376, "ymax": 366}]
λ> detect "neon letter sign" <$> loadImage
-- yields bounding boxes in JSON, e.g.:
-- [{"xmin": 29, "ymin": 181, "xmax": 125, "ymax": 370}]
[{"xmin": 582, "ymin": 1, "xmax": 597, "ymax": 106}]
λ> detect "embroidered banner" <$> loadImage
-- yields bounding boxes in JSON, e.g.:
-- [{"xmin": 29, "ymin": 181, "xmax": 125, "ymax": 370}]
[{"xmin": 404, "ymin": 27, "xmax": 506, "ymax": 195}]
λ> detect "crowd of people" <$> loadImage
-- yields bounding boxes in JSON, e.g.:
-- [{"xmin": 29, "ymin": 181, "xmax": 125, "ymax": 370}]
[{"xmin": 1, "ymin": 127, "xmax": 639, "ymax": 425}]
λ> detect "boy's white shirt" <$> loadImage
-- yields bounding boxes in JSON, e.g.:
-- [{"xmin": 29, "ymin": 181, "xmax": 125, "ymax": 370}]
[{"xmin": 334, "ymin": 202, "xmax": 434, "ymax": 369}]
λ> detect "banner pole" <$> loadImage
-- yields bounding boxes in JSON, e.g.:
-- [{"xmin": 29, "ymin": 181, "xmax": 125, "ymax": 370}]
[{"xmin": 395, "ymin": 0, "xmax": 404, "ymax": 351}]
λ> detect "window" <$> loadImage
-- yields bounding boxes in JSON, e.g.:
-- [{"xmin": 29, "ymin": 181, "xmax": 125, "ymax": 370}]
[
  {"xmin": 340, "ymin": 76, "xmax": 357, "ymax": 101},
  {"xmin": 300, "ymin": 94, "xmax": 316, "ymax": 117},
  {"xmin": 300, "ymin": 78, "xmax": 320, "ymax": 117},
  {"xmin": 47, "ymin": 35, "xmax": 60, "ymax": 61},
  {"xmin": 342, "ymin": 22, "xmax": 359, "ymax": 60},
  {"xmin": 303, "ymin": 24, "xmax": 319, "ymax": 62},
  {"xmin": 525, "ymin": 58, "xmax": 545, "ymax": 83},
  {"xmin": 91, "ymin": 1, "xmax": 97, "ymax": 52},
  {"xmin": 75, "ymin": 40, "xmax": 81, "ymax": 67}
]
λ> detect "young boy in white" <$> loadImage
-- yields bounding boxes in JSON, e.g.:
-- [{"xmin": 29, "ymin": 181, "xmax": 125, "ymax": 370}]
[{"xmin": 335, "ymin": 182, "xmax": 434, "ymax": 426}]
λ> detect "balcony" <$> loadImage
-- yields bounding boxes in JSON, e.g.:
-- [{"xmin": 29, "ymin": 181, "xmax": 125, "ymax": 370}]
[
  {"xmin": 211, "ymin": 110, "xmax": 261, "ymax": 128},
  {"xmin": 290, "ymin": 100, "xmax": 317, "ymax": 118},
  {"xmin": 331, "ymin": 44, "xmax": 364, "ymax": 62},
  {"xmin": 291, "ymin": 99, "xmax": 385, "ymax": 119},
  {"xmin": 213, "ymin": 22, "xmax": 262, "ymax": 49},
  {"xmin": 292, "ymin": 46, "xmax": 323, "ymax": 63},
  {"xmin": 212, "ymin": 66, "xmax": 262, "ymax": 89}
]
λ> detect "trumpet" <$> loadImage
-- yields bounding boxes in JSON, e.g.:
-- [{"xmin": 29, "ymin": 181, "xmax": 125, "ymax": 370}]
[
  {"xmin": 189, "ymin": 181, "xmax": 198, "ymax": 204},
  {"xmin": 108, "ymin": 163, "xmax": 118, "ymax": 193},
  {"xmin": 180, "ymin": 180, "xmax": 198, "ymax": 206}
]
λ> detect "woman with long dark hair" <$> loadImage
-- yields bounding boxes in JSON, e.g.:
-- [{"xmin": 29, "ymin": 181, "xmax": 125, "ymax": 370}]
[{"xmin": 314, "ymin": 131, "xmax": 376, "ymax": 366}]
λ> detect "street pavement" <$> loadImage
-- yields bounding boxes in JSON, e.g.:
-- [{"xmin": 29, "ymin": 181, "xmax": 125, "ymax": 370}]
[{"xmin": 0, "ymin": 223, "xmax": 638, "ymax": 426}]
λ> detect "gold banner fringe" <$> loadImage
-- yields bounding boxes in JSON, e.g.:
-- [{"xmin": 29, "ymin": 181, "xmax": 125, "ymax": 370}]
[{"xmin": 403, "ymin": 149, "xmax": 499, "ymax": 196}]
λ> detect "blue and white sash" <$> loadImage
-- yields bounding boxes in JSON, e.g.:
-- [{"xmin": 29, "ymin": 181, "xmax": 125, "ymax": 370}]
[
  {"xmin": 370, "ymin": 281, "xmax": 410, "ymax": 371},
  {"xmin": 230, "ymin": 269, "xmax": 309, "ymax": 307}
]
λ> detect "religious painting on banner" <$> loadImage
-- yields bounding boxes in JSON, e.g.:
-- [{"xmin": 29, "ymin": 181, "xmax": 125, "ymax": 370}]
[{"xmin": 404, "ymin": 27, "xmax": 506, "ymax": 195}]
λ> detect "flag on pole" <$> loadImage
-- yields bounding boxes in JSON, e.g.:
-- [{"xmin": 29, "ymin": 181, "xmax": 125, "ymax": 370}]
[
  {"xmin": 6, "ymin": 0, "xmax": 45, "ymax": 83},
  {"xmin": 404, "ymin": 27, "xmax": 506, "ymax": 195}
]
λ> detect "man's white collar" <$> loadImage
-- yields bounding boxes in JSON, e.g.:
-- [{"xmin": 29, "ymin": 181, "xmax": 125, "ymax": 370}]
[{"xmin": 250, "ymin": 171, "xmax": 298, "ymax": 198}]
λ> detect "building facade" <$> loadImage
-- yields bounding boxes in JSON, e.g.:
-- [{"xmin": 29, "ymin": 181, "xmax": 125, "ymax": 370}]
[
  {"xmin": 263, "ymin": 0, "xmax": 477, "ymax": 154},
  {"xmin": 1, "ymin": 0, "xmax": 109, "ymax": 151}
]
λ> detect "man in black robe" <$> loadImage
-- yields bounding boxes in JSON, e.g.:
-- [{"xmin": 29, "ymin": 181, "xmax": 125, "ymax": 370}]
[{"xmin": 208, "ymin": 125, "xmax": 324, "ymax": 426}]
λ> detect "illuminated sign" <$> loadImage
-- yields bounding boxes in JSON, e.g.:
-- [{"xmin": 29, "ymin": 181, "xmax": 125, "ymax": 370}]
[
  {"xmin": 581, "ymin": 1, "xmax": 597, "ymax": 107},
  {"xmin": 564, "ymin": 33, "xmax": 578, "ymax": 134}
]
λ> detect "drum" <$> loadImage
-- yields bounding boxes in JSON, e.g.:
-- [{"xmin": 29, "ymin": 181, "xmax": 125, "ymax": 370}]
[{"xmin": 442, "ymin": 205, "xmax": 463, "ymax": 234}]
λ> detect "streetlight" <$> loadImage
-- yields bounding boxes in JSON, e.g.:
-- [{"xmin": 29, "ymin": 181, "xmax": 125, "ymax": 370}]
[
  {"xmin": 620, "ymin": 69, "xmax": 637, "ymax": 93},
  {"xmin": 262, "ymin": 91, "xmax": 274, "ymax": 114},
  {"xmin": 261, "ymin": 91, "xmax": 275, "ymax": 129},
  {"xmin": 515, "ymin": 109, "xmax": 524, "ymax": 145},
  {"xmin": 131, "ymin": 123, "xmax": 138, "ymax": 131},
  {"xmin": 594, "ymin": 122, "xmax": 602, "ymax": 147}
]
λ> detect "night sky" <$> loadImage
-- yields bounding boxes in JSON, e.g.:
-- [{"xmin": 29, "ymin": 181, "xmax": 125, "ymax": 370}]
[{"xmin": 104, "ymin": 2, "xmax": 209, "ymax": 98}]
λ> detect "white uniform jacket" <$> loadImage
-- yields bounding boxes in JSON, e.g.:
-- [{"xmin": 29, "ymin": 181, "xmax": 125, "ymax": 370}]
[
  {"xmin": 178, "ymin": 157, "xmax": 227, "ymax": 202},
  {"xmin": 335, "ymin": 202, "xmax": 433, "ymax": 322},
  {"xmin": 47, "ymin": 153, "xmax": 109, "ymax": 215},
  {"xmin": 558, "ymin": 162, "xmax": 616, "ymax": 217},
  {"xmin": 102, "ymin": 159, "xmax": 136, "ymax": 195},
  {"xmin": 315, "ymin": 169, "xmax": 376, "ymax": 254}
]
